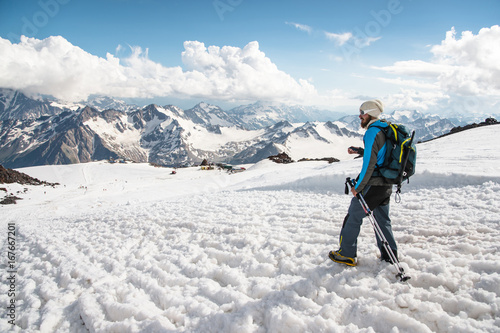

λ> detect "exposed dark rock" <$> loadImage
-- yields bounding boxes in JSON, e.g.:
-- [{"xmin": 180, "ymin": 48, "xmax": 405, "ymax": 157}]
[
  {"xmin": 0, "ymin": 195, "xmax": 22, "ymax": 205},
  {"xmin": 298, "ymin": 157, "xmax": 340, "ymax": 164},
  {"xmin": 0, "ymin": 164, "xmax": 58, "ymax": 186},
  {"xmin": 0, "ymin": 164, "xmax": 58, "ymax": 204},
  {"xmin": 450, "ymin": 117, "xmax": 498, "ymax": 134},
  {"xmin": 421, "ymin": 118, "xmax": 499, "ymax": 143},
  {"xmin": 268, "ymin": 153, "xmax": 294, "ymax": 164}
]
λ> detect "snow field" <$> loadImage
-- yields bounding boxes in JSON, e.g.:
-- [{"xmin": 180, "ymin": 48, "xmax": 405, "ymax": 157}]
[
  {"xmin": 1, "ymin": 125, "xmax": 500, "ymax": 332},
  {"xmin": 3, "ymin": 185, "xmax": 500, "ymax": 332}
]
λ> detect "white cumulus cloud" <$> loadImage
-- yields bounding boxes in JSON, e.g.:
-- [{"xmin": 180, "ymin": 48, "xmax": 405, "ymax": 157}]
[
  {"xmin": 181, "ymin": 41, "xmax": 318, "ymax": 102},
  {"xmin": 0, "ymin": 36, "xmax": 126, "ymax": 101},
  {"xmin": 0, "ymin": 36, "xmax": 319, "ymax": 104},
  {"xmin": 375, "ymin": 25, "xmax": 500, "ymax": 97}
]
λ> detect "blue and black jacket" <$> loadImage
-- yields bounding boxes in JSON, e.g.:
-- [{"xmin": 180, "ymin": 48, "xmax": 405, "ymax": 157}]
[{"xmin": 355, "ymin": 120, "xmax": 389, "ymax": 192}]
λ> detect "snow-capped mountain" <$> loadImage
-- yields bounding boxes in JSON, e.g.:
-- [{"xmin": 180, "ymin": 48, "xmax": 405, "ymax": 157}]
[
  {"xmin": 337, "ymin": 109, "xmax": 463, "ymax": 142},
  {"xmin": 86, "ymin": 95, "xmax": 139, "ymax": 112},
  {"xmin": 0, "ymin": 89, "xmax": 487, "ymax": 168},
  {"xmin": 0, "ymin": 106, "xmax": 148, "ymax": 167},
  {"xmin": 384, "ymin": 110, "xmax": 461, "ymax": 142},
  {"xmin": 0, "ymin": 88, "xmax": 73, "ymax": 121},
  {"xmin": 0, "ymin": 101, "xmax": 362, "ymax": 168},
  {"xmin": 0, "ymin": 89, "xmax": 138, "ymax": 121},
  {"xmin": 227, "ymin": 101, "xmax": 345, "ymax": 130},
  {"xmin": 184, "ymin": 102, "xmax": 244, "ymax": 133}
]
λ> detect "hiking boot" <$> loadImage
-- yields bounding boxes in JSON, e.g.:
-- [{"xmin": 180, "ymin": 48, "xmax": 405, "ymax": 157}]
[{"xmin": 329, "ymin": 250, "xmax": 357, "ymax": 267}]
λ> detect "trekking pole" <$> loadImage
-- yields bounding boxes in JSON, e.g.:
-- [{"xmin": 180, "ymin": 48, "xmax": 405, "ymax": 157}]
[{"xmin": 346, "ymin": 177, "xmax": 411, "ymax": 282}]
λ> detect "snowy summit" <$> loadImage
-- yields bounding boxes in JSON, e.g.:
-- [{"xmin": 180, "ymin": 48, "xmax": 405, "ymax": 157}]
[{"xmin": 1, "ymin": 125, "xmax": 500, "ymax": 332}]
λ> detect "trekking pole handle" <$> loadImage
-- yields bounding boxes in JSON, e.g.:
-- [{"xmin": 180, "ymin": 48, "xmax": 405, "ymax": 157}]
[
  {"xmin": 346, "ymin": 177, "xmax": 355, "ymax": 188},
  {"xmin": 345, "ymin": 177, "xmax": 360, "ymax": 198}
]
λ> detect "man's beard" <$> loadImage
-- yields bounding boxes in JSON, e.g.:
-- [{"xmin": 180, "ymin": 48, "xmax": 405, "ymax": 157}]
[{"xmin": 360, "ymin": 116, "xmax": 371, "ymax": 129}]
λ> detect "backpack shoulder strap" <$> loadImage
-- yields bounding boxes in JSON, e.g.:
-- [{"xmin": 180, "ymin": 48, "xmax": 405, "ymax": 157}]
[{"xmin": 372, "ymin": 122, "xmax": 399, "ymax": 143}]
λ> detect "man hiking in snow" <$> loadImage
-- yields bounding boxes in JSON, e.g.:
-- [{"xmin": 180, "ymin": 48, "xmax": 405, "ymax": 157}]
[{"xmin": 329, "ymin": 100, "xmax": 398, "ymax": 267}]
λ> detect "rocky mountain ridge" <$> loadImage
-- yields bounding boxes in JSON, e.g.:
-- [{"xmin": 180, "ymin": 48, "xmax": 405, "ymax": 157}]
[{"xmin": 0, "ymin": 88, "xmax": 472, "ymax": 168}]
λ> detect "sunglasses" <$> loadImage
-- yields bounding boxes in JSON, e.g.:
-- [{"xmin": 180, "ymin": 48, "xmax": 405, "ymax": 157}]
[{"xmin": 359, "ymin": 108, "xmax": 378, "ymax": 115}]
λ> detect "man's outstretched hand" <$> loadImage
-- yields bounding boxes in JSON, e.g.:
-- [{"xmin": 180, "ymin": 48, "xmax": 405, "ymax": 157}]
[{"xmin": 348, "ymin": 146, "xmax": 363, "ymax": 155}]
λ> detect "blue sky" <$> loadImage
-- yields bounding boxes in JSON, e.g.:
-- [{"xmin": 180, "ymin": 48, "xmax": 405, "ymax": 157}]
[{"xmin": 1, "ymin": 0, "xmax": 499, "ymax": 116}]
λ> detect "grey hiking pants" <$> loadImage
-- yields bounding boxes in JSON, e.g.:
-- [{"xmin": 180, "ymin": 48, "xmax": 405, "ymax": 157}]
[{"xmin": 338, "ymin": 185, "xmax": 397, "ymax": 259}]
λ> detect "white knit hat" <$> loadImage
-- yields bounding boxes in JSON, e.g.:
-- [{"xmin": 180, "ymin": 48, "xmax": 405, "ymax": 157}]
[{"xmin": 360, "ymin": 100, "xmax": 384, "ymax": 118}]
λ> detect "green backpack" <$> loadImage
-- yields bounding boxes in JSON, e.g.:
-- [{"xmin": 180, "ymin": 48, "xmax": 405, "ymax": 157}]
[{"xmin": 374, "ymin": 122, "xmax": 417, "ymax": 192}]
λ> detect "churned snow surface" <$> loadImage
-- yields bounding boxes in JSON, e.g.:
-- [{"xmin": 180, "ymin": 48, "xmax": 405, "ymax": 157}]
[{"xmin": 1, "ymin": 125, "xmax": 500, "ymax": 332}]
